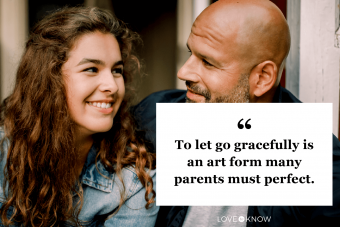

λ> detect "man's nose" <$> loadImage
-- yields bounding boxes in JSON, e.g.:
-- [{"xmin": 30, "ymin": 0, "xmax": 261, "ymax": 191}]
[
  {"xmin": 177, "ymin": 55, "xmax": 200, "ymax": 83},
  {"xmin": 99, "ymin": 70, "xmax": 119, "ymax": 94}
]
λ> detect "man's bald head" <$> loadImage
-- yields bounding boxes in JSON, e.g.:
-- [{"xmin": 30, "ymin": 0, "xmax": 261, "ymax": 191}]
[
  {"xmin": 197, "ymin": 0, "xmax": 290, "ymax": 79},
  {"xmin": 195, "ymin": 0, "xmax": 290, "ymax": 82},
  {"xmin": 177, "ymin": 0, "xmax": 291, "ymax": 103}
]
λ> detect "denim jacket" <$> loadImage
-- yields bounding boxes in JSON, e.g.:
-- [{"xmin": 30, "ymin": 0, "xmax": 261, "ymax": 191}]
[{"xmin": 0, "ymin": 128, "xmax": 158, "ymax": 226}]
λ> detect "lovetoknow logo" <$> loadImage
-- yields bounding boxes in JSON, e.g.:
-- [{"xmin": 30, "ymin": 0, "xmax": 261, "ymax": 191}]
[{"xmin": 217, "ymin": 216, "xmax": 272, "ymax": 223}]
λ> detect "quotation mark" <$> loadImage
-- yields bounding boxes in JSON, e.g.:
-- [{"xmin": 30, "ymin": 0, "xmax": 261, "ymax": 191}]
[{"xmin": 238, "ymin": 118, "xmax": 251, "ymax": 129}]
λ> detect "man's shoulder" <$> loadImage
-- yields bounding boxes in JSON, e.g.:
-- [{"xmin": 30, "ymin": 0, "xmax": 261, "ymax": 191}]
[
  {"xmin": 274, "ymin": 85, "xmax": 302, "ymax": 103},
  {"xmin": 132, "ymin": 90, "xmax": 186, "ymax": 152},
  {"xmin": 141, "ymin": 89, "xmax": 187, "ymax": 104},
  {"xmin": 133, "ymin": 89, "xmax": 186, "ymax": 122}
]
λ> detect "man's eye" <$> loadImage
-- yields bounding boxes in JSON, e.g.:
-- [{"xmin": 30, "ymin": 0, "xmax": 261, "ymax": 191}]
[
  {"xmin": 112, "ymin": 68, "xmax": 123, "ymax": 75},
  {"xmin": 203, "ymin": 59, "xmax": 213, "ymax": 67},
  {"xmin": 84, "ymin": 67, "xmax": 98, "ymax": 73}
]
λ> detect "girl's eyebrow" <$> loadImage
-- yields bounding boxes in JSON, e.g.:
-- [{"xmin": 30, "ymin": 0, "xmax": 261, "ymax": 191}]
[
  {"xmin": 113, "ymin": 60, "xmax": 124, "ymax": 67},
  {"xmin": 77, "ymin": 58, "xmax": 105, "ymax": 66},
  {"xmin": 77, "ymin": 58, "xmax": 124, "ymax": 67}
]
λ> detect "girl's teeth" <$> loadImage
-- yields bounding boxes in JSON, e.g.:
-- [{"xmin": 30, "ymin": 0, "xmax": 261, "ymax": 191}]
[{"xmin": 88, "ymin": 102, "xmax": 112, "ymax": 109}]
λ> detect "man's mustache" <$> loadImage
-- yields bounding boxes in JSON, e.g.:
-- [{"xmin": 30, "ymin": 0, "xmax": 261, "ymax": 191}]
[{"xmin": 185, "ymin": 81, "xmax": 211, "ymax": 100}]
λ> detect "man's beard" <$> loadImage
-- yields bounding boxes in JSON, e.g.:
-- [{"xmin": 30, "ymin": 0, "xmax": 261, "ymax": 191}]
[{"xmin": 185, "ymin": 74, "xmax": 250, "ymax": 103}]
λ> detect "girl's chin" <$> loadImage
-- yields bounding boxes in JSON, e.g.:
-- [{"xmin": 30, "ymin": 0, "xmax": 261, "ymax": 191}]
[
  {"xmin": 90, "ymin": 126, "xmax": 113, "ymax": 134},
  {"xmin": 76, "ymin": 123, "xmax": 113, "ymax": 137}
]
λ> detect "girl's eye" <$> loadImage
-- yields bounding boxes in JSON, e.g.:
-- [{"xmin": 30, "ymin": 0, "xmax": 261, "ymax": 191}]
[
  {"xmin": 84, "ymin": 67, "xmax": 98, "ymax": 73},
  {"xmin": 112, "ymin": 68, "xmax": 123, "ymax": 75}
]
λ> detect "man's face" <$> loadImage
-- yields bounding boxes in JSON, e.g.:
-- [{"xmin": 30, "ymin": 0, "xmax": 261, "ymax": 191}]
[{"xmin": 177, "ymin": 21, "xmax": 250, "ymax": 103}]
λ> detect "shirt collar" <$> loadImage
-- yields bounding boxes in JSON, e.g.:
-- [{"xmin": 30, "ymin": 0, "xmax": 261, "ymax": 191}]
[
  {"xmin": 272, "ymin": 84, "xmax": 283, "ymax": 103},
  {"xmin": 79, "ymin": 142, "xmax": 115, "ymax": 193}
]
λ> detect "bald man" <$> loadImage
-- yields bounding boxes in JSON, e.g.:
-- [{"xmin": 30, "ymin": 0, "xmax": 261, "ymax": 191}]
[
  {"xmin": 178, "ymin": 0, "xmax": 289, "ymax": 104},
  {"xmin": 133, "ymin": 0, "xmax": 340, "ymax": 226}
]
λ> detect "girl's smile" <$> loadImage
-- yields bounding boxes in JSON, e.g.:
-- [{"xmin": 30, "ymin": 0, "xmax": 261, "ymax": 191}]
[
  {"xmin": 62, "ymin": 31, "xmax": 125, "ymax": 135},
  {"xmin": 86, "ymin": 101, "xmax": 114, "ymax": 114}
]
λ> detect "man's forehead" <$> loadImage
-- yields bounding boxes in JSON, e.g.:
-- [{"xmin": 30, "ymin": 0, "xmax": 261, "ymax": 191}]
[
  {"xmin": 190, "ymin": 23, "xmax": 225, "ymax": 49},
  {"xmin": 189, "ymin": 18, "xmax": 241, "ymax": 65},
  {"xmin": 190, "ymin": 3, "xmax": 248, "ymax": 51},
  {"xmin": 192, "ymin": 9, "xmax": 240, "ymax": 39}
]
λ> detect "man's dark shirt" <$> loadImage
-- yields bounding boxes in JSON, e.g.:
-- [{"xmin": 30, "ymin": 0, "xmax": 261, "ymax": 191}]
[{"xmin": 133, "ymin": 85, "xmax": 340, "ymax": 227}]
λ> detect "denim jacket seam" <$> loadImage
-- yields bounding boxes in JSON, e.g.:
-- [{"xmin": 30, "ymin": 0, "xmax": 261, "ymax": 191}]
[
  {"xmin": 82, "ymin": 179, "xmax": 110, "ymax": 189},
  {"xmin": 126, "ymin": 173, "xmax": 140, "ymax": 200},
  {"xmin": 124, "ymin": 165, "xmax": 136, "ymax": 173}
]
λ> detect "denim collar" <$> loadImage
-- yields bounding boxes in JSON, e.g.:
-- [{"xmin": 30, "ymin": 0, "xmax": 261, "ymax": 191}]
[{"xmin": 79, "ymin": 142, "xmax": 115, "ymax": 193}]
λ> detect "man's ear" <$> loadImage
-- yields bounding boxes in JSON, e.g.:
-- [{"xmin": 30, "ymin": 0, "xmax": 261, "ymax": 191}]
[{"xmin": 249, "ymin": 60, "xmax": 278, "ymax": 99}]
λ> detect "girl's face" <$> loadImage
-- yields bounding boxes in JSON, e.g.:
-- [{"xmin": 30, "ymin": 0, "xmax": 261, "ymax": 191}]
[{"xmin": 62, "ymin": 31, "xmax": 125, "ymax": 136}]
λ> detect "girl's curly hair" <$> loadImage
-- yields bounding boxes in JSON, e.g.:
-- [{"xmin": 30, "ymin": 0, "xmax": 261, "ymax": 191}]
[{"xmin": 0, "ymin": 6, "xmax": 155, "ymax": 226}]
